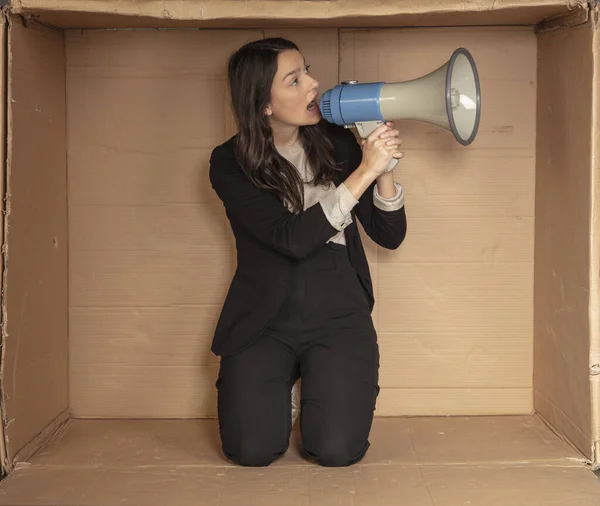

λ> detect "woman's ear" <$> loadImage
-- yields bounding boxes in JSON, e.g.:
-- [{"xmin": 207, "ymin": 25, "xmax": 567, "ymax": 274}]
[{"xmin": 264, "ymin": 106, "xmax": 273, "ymax": 116}]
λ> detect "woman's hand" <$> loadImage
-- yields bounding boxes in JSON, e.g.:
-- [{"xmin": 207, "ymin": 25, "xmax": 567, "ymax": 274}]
[
  {"xmin": 359, "ymin": 122, "xmax": 403, "ymax": 177},
  {"xmin": 343, "ymin": 121, "xmax": 404, "ymax": 201}
]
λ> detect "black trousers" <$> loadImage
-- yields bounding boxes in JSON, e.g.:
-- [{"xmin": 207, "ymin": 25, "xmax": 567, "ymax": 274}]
[{"xmin": 216, "ymin": 242, "xmax": 380, "ymax": 467}]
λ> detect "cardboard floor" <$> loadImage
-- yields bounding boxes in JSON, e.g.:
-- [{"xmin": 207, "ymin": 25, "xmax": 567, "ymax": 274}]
[{"xmin": 0, "ymin": 416, "xmax": 597, "ymax": 505}]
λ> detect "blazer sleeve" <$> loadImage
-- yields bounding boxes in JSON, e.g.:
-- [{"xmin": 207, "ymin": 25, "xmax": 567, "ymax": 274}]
[
  {"xmin": 209, "ymin": 143, "xmax": 343, "ymax": 260},
  {"xmin": 344, "ymin": 129, "xmax": 408, "ymax": 250}
]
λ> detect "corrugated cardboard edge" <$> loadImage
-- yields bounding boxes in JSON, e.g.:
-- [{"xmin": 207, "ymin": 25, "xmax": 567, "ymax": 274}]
[
  {"xmin": 8, "ymin": 0, "xmax": 591, "ymax": 26},
  {"xmin": 11, "ymin": 408, "xmax": 69, "ymax": 466},
  {"xmin": 0, "ymin": 7, "xmax": 8, "ymax": 477},
  {"xmin": 590, "ymin": 2, "xmax": 600, "ymax": 471},
  {"xmin": 7, "ymin": 0, "xmax": 573, "ymax": 18},
  {"xmin": 535, "ymin": 0, "xmax": 590, "ymax": 31}
]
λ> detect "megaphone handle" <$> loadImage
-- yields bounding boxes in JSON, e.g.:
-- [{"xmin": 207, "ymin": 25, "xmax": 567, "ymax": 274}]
[
  {"xmin": 354, "ymin": 120, "xmax": 397, "ymax": 173},
  {"xmin": 384, "ymin": 157, "xmax": 399, "ymax": 173}
]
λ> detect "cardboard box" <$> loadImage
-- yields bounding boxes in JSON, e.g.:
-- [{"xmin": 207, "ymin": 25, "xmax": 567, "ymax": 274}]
[{"xmin": 0, "ymin": 0, "xmax": 598, "ymax": 504}]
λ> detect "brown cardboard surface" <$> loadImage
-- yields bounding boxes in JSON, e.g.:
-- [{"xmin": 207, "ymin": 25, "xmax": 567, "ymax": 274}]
[
  {"xmin": 27, "ymin": 417, "xmax": 584, "ymax": 470},
  {"xmin": 0, "ymin": 13, "xmax": 8, "ymax": 475},
  {"xmin": 375, "ymin": 388, "xmax": 533, "ymax": 416},
  {"xmin": 10, "ymin": 0, "xmax": 588, "ymax": 29},
  {"xmin": 1, "ymin": 463, "xmax": 597, "ymax": 506},
  {"xmin": 341, "ymin": 27, "xmax": 536, "ymax": 415},
  {"xmin": 534, "ymin": 22, "xmax": 593, "ymax": 460},
  {"xmin": 3, "ymin": 17, "xmax": 68, "ymax": 462},
  {"xmin": 0, "ymin": 468, "xmax": 105, "ymax": 505},
  {"xmin": 591, "ymin": 16, "xmax": 600, "ymax": 467},
  {"xmin": 403, "ymin": 415, "xmax": 584, "ymax": 464},
  {"xmin": 420, "ymin": 466, "xmax": 600, "ymax": 506},
  {"xmin": 0, "ymin": 417, "xmax": 596, "ymax": 505}
]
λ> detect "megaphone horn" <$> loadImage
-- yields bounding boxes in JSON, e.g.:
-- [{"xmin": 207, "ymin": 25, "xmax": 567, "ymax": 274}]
[{"xmin": 320, "ymin": 47, "xmax": 481, "ymax": 170}]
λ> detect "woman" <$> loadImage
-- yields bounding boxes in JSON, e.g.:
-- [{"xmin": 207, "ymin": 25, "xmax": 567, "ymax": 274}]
[{"xmin": 209, "ymin": 37, "xmax": 407, "ymax": 468}]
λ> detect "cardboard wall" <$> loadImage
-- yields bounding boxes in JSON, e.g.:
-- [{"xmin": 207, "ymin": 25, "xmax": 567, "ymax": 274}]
[
  {"xmin": 534, "ymin": 22, "xmax": 593, "ymax": 459},
  {"xmin": 67, "ymin": 26, "xmax": 537, "ymax": 418},
  {"xmin": 10, "ymin": 0, "xmax": 587, "ymax": 29},
  {"xmin": 66, "ymin": 29, "xmax": 259, "ymax": 418},
  {"xmin": 3, "ymin": 19, "xmax": 68, "ymax": 460},
  {"xmin": 592, "ymin": 22, "xmax": 600, "ymax": 465}
]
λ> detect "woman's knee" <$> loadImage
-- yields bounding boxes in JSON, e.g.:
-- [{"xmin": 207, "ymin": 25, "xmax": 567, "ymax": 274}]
[
  {"xmin": 303, "ymin": 434, "xmax": 370, "ymax": 467},
  {"xmin": 224, "ymin": 440, "xmax": 287, "ymax": 467}
]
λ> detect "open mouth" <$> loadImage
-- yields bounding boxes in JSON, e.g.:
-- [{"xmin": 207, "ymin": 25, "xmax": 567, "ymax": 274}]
[{"xmin": 307, "ymin": 99, "xmax": 318, "ymax": 112}]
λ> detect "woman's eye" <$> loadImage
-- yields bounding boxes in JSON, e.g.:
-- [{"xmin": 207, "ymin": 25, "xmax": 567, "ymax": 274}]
[{"xmin": 290, "ymin": 66, "xmax": 310, "ymax": 86}]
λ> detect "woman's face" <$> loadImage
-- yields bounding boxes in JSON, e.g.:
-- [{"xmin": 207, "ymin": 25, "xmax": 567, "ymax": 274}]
[{"xmin": 265, "ymin": 49, "xmax": 321, "ymax": 129}]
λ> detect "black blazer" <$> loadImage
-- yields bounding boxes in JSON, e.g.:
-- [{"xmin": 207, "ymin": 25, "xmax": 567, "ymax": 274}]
[{"xmin": 209, "ymin": 122, "xmax": 407, "ymax": 357}]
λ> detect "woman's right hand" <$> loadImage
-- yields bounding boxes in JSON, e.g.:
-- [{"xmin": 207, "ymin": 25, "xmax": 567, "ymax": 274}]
[{"xmin": 359, "ymin": 122, "xmax": 404, "ymax": 177}]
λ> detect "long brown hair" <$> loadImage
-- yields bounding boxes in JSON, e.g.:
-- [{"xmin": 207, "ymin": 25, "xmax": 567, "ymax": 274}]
[{"xmin": 227, "ymin": 37, "xmax": 339, "ymax": 213}]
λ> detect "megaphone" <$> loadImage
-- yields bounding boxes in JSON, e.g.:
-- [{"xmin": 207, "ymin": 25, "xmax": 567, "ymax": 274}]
[{"xmin": 320, "ymin": 47, "xmax": 481, "ymax": 172}]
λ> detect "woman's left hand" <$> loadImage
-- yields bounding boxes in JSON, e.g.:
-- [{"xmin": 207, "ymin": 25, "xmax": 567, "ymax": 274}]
[{"xmin": 360, "ymin": 121, "xmax": 403, "ymax": 173}]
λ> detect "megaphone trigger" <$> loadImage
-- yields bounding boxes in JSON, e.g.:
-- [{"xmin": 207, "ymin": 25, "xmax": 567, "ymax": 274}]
[{"xmin": 354, "ymin": 120, "xmax": 385, "ymax": 139}]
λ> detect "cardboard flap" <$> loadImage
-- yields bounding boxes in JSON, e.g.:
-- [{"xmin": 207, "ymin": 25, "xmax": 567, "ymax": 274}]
[
  {"xmin": 2, "ymin": 15, "xmax": 68, "ymax": 466},
  {"xmin": 534, "ymin": 21, "xmax": 594, "ymax": 462},
  {"xmin": 10, "ymin": 0, "xmax": 589, "ymax": 29}
]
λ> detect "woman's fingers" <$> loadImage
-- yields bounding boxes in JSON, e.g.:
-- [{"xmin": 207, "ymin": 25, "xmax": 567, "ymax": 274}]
[
  {"xmin": 385, "ymin": 138, "xmax": 402, "ymax": 146},
  {"xmin": 380, "ymin": 129, "xmax": 400, "ymax": 138},
  {"xmin": 367, "ymin": 123, "xmax": 391, "ymax": 143}
]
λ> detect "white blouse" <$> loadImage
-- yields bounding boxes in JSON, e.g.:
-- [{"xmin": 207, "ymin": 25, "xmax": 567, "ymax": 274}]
[{"xmin": 277, "ymin": 140, "xmax": 405, "ymax": 246}]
